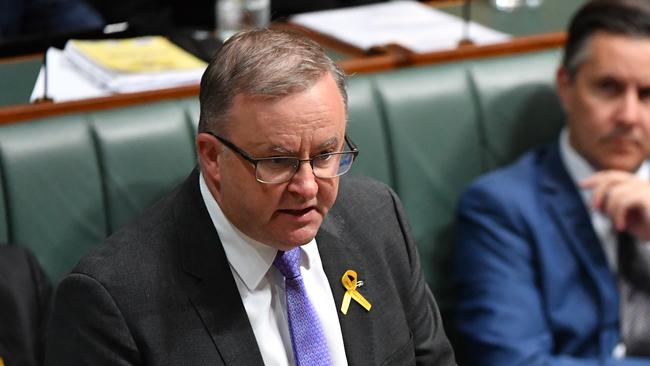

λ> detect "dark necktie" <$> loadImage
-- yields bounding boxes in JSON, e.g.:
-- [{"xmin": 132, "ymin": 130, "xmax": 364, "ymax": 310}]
[
  {"xmin": 618, "ymin": 232, "xmax": 650, "ymax": 357},
  {"xmin": 273, "ymin": 248, "xmax": 332, "ymax": 366}
]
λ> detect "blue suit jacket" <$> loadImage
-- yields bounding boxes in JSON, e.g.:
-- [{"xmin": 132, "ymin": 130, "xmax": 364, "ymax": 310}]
[{"xmin": 454, "ymin": 143, "xmax": 650, "ymax": 366}]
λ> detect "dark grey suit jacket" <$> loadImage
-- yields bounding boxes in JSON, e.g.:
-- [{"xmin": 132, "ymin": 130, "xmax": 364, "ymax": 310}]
[
  {"xmin": 0, "ymin": 245, "xmax": 52, "ymax": 366},
  {"xmin": 45, "ymin": 169, "xmax": 455, "ymax": 365}
]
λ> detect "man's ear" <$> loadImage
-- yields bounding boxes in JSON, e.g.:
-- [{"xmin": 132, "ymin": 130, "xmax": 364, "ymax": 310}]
[
  {"xmin": 196, "ymin": 133, "xmax": 221, "ymax": 181},
  {"xmin": 556, "ymin": 67, "xmax": 573, "ymax": 114}
]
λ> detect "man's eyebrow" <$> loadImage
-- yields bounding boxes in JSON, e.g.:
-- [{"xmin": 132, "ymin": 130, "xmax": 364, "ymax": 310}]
[
  {"xmin": 318, "ymin": 136, "xmax": 340, "ymax": 150},
  {"xmin": 269, "ymin": 145, "xmax": 293, "ymax": 155},
  {"xmin": 266, "ymin": 136, "xmax": 341, "ymax": 156}
]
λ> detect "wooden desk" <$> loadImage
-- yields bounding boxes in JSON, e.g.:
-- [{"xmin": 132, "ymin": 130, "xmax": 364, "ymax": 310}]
[{"xmin": 0, "ymin": 84, "xmax": 199, "ymax": 125}]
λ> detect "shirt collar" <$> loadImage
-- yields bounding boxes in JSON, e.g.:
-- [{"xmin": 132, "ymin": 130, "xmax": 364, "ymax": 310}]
[{"xmin": 198, "ymin": 173, "xmax": 319, "ymax": 291}]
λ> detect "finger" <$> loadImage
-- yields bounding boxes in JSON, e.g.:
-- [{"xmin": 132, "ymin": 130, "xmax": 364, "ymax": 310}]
[
  {"xmin": 604, "ymin": 181, "xmax": 650, "ymax": 231},
  {"xmin": 582, "ymin": 171, "xmax": 636, "ymax": 209},
  {"xmin": 590, "ymin": 176, "xmax": 625, "ymax": 210},
  {"xmin": 607, "ymin": 188, "xmax": 632, "ymax": 231},
  {"xmin": 580, "ymin": 170, "xmax": 630, "ymax": 188}
]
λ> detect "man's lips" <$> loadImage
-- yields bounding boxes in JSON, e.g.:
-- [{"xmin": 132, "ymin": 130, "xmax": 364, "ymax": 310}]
[
  {"xmin": 604, "ymin": 133, "xmax": 641, "ymax": 147},
  {"xmin": 605, "ymin": 137, "xmax": 640, "ymax": 151},
  {"xmin": 278, "ymin": 207, "xmax": 316, "ymax": 217}
]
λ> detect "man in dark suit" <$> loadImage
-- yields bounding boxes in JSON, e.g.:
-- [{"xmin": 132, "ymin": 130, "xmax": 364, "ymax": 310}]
[
  {"xmin": 44, "ymin": 29, "xmax": 455, "ymax": 365},
  {"xmin": 0, "ymin": 245, "xmax": 52, "ymax": 366},
  {"xmin": 454, "ymin": 0, "xmax": 650, "ymax": 365}
]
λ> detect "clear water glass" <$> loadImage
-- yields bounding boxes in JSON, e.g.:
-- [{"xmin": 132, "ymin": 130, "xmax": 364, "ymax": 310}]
[{"xmin": 216, "ymin": 0, "xmax": 270, "ymax": 41}]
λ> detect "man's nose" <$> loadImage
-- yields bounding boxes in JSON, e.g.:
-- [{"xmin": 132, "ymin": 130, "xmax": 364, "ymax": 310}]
[
  {"xmin": 616, "ymin": 89, "xmax": 642, "ymax": 126},
  {"xmin": 287, "ymin": 161, "xmax": 318, "ymax": 199}
]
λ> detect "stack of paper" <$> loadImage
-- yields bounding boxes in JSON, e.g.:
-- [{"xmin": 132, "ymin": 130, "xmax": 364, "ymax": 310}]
[
  {"xmin": 30, "ymin": 48, "xmax": 111, "ymax": 103},
  {"xmin": 291, "ymin": 1, "xmax": 511, "ymax": 53},
  {"xmin": 63, "ymin": 36, "xmax": 207, "ymax": 93}
]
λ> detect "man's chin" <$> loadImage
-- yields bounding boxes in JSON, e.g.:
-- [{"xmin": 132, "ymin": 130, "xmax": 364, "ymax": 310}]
[
  {"xmin": 598, "ymin": 154, "xmax": 647, "ymax": 172},
  {"xmin": 273, "ymin": 226, "xmax": 320, "ymax": 250}
]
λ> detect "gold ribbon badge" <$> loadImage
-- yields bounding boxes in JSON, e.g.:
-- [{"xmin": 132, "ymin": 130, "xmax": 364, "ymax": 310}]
[{"xmin": 340, "ymin": 270, "xmax": 372, "ymax": 314}]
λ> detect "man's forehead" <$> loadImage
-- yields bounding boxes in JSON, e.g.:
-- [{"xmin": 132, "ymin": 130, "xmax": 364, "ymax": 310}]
[
  {"xmin": 225, "ymin": 75, "xmax": 347, "ymax": 150},
  {"xmin": 578, "ymin": 33, "xmax": 650, "ymax": 75}
]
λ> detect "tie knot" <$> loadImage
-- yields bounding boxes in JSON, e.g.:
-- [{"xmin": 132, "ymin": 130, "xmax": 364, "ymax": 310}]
[{"xmin": 273, "ymin": 248, "xmax": 301, "ymax": 279}]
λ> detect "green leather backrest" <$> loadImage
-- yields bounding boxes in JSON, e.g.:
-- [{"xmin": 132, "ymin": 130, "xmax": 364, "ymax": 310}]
[
  {"xmin": 181, "ymin": 98, "xmax": 201, "ymax": 134},
  {"xmin": 0, "ymin": 168, "xmax": 8, "ymax": 243},
  {"xmin": 89, "ymin": 101, "xmax": 197, "ymax": 232},
  {"xmin": 373, "ymin": 63, "xmax": 482, "ymax": 309},
  {"xmin": 345, "ymin": 75, "xmax": 394, "ymax": 187},
  {"xmin": 470, "ymin": 49, "xmax": 565, "ymax": 170},
  {"xmin": 0, "ymin": 100, "xmax": 200, "ymax": 282},
  {"xmin": 0, "ymin": 115, "xmax": 107, "ymax": 281}
]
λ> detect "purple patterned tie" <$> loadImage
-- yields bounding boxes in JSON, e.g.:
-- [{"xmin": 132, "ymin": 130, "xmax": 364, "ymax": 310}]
[{"xmin": 273, "ymin": 248, "xmax": 333, "ymax": 366}]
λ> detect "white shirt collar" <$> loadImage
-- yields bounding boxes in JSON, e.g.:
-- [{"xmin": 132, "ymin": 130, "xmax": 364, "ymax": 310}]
[
  {"xmin": 198, "ymin": 172, "xmax": 318, "ymax": 291},
  {"xmin": 559, "ymin": 128, "xmax": 598, "ymax": 205}
]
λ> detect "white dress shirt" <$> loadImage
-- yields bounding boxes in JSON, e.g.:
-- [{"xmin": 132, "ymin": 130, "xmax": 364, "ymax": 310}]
[{"xmin": 199, "ymin": 174, "xmax": 348, "ymax": 366}]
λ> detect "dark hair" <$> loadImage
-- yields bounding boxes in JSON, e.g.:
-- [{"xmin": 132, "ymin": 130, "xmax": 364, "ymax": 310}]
[
  {"xmin": 198, "ymin": 29, "xmax": 347, "ymax": 135},
  {"xmin": 563, "ymin": 0, "xmax": 650, "ymax": 79}
]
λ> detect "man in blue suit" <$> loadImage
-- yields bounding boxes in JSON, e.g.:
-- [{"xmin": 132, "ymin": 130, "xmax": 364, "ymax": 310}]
[{"xmin": 454, "ymin": 0, "xmax": 650, "ymax": 365}]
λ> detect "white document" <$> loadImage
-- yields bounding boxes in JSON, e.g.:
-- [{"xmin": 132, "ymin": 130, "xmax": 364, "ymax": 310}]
[
  {"xmin": 291, "ymin": 1, "xmax": 511, "ymax": 53},
  {"xmin": 31, "ymin": 48, "xmax": 111, "ymax": 103}
]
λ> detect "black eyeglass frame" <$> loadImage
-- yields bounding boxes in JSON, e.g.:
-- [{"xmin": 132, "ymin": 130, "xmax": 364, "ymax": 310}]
[{"xmin": 205, "ymin": 131, "xmax": 360, "ymax": 183}]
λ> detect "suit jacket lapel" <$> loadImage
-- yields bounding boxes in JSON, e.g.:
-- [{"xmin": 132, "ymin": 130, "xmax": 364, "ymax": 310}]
[
  {"xmin": 539, "ymin": 145, "xmax": 618, "ymax": 317},
  {"xmin": 317, "ymin": 209, "xmax": 375, "ymax": 366},
  {"xmin": 175, "ymin": 169, "xmax": 264, "ymax": 365}
]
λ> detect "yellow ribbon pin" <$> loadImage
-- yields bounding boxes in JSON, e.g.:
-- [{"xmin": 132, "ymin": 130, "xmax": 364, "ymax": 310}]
[{"xmin": 340, "ymin": 270, "xmax": 372, "ymax": 314}]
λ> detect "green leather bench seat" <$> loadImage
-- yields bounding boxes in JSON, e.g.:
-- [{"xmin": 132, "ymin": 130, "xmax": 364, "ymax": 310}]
[
  {"xmin": 0, "ymin": 49, "xmax": 565, "ymax": 310},
  {"xmin": 345, "ymin": 75, "xmax": 394, "ymax": 187},
  {"xmin": 0, "ymin": 115, "xmax": 107, "ymax": 280},
  {"xmin": 0, "ymin": 162, "xmax": 7, "ymax": 242},
  {"xmin": 0, "ymin": 101, "xmax": 198, "ymax": 281},
  {"xmin": 182, "ymin": 98, "xmax": 201, "ymax": 133},
  {"xmin": 471, "ymin": 49, "xmax": 564, "ymax": 169},
  {"xmin": 90, "ymin": 102, "xmax": 197, "ymax": 231},
  {"xmin": 372, "ymin": 63, "xmax": 483, "ymax": 313}
]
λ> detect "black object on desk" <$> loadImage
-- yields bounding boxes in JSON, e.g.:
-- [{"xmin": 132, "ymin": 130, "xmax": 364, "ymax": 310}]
[
  {"xmin": 167, "ymin": 28, "xmax": 222, "ymax": 62},
  {"xmin": 0, "ymin": 21, "xmax": 222, "ymax": 61}
]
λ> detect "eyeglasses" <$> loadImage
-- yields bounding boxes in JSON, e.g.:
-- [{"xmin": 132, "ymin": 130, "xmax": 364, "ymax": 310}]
[{"xmin": 205, "ymin": 132, "xmax": 360, "ymax": 184}]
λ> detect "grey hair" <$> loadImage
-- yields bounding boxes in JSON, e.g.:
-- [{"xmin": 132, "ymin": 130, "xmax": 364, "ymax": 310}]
[
  {"xmin": 563, "ymin": 0, "xmax": 650, "ymax": 80},
  {"xmin": 198, "ymin": 29, "xmax": 347, "ymax": 135}
]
